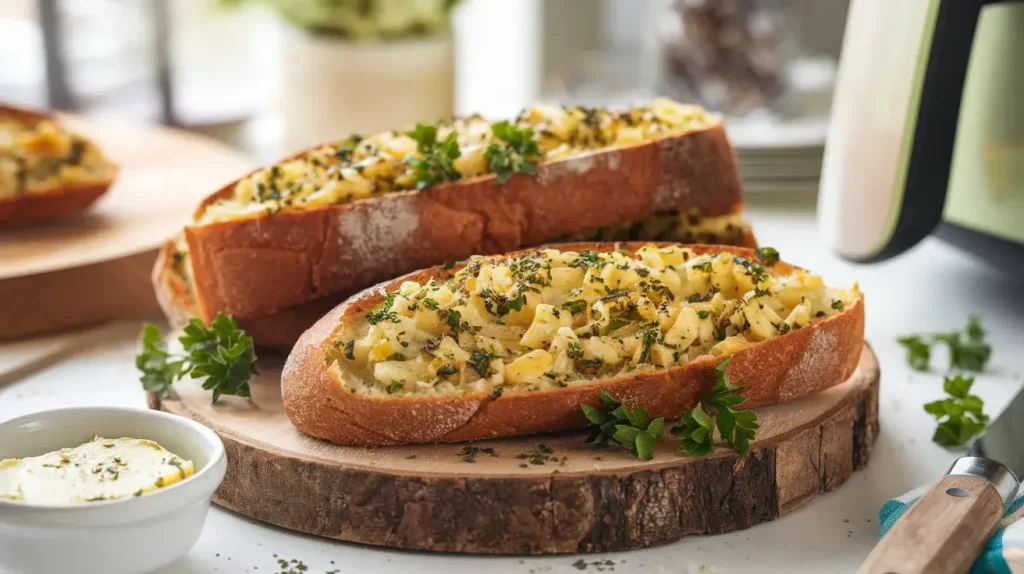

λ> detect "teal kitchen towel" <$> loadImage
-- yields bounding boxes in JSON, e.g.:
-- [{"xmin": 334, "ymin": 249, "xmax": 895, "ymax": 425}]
[{"xmin": 879, "ymin": 486, "xmax": 1024, "ymax": 573}]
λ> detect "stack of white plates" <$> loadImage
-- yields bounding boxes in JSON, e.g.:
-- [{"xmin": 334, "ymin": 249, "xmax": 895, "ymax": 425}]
[{"xmin": 725, "ymin": 115, "xmax": 829, "ymax": 195}]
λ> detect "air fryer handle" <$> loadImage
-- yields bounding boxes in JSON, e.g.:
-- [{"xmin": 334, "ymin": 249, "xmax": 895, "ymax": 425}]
[{"xmin": 857, "ymin": 0, "xmax": 1007, "ymax": 263}]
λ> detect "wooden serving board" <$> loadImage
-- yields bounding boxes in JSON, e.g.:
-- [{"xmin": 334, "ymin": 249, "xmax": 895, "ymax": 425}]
[
  {"xmin": 154, "ymin": 344, "xmax": 880, "ymax": 555},
  {"xmin": 0, "ymin": 113, "xmax": 252, "ymax": 340}
]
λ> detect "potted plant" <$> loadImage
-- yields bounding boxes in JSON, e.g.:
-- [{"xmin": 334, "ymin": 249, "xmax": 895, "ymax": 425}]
[{"xmin": 219, "ymin": 0, "xmax": 461, "ymax": 152}]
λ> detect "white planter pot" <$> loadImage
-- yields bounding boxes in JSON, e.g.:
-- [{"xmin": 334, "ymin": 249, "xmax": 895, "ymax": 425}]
[{"xmin": 277, "ymin": 28, "xmax": 455, "ymax": 153}]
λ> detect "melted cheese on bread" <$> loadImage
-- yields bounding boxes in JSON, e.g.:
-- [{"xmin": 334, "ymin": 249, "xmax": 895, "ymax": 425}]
[
  {"xmin": 197, "ymin": 98, "xmax": 712, "ymax": 223},
  {"xmin": 0, "ymin": 119, "xmax": 115, "ymax": 198},
  {"xmin": 329, "ymin": 245, "xmax": 859, "ymax": 397}
]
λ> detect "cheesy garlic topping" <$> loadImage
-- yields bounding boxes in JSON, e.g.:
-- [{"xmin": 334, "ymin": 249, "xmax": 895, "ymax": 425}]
[
  {"xmin": 0, "ymin": 119, "xmax": 115, "ymax": 198},
  {"xmin": 0, "ymin": 437, "xmax": 194, "ymax": 505},
  {"xmin": 197, "ymin": 98, "xmax": 712, "ymax": 223},
  {"xmin": 330, "ymin": 245, "xmax": 859, "ymax": 397}
]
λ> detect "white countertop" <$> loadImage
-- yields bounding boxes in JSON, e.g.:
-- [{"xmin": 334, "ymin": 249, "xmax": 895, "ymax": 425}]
[{"xmin": 2, "ymin": 196, "xmax": 1023, "ymax": 574}]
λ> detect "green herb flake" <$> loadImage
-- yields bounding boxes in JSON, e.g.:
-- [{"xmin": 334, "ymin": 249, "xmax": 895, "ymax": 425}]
[
  {"xmin": 445, "ymin": 308, "xmax": 462, "ymax": 332},
  {"xmin": 563, "ymin": 300, "xmax": 587, "ymax": 315},
  {"xmin": 366, "ymin": 292, "xmax": 400, "ymax": 325}
]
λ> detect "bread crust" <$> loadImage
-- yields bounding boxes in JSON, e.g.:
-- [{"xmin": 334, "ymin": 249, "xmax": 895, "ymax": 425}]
[
  {"xmin": 181, "ymin": 123, "xmax": 745, "ymax": 333},
  {"xmin": 282, "ymin": 242, "xmax": 866, "ymax": 447},
  {"xmin": 0, "ymin": 104, "xmax": 116, "ymax": 226}
]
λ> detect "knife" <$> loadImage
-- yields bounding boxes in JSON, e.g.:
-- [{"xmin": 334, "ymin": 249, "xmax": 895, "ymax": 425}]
[{"xmin": 858, "ymin": 387, "xmax": 1023, "ymax": 574}]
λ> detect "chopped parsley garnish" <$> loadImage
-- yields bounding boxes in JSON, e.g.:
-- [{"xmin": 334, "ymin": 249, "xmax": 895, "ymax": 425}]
[
  {"xmin": 386, "ymin": 382, "xmax": 404, "ymax": 394},
  {"xmin": 580, "ymin": 390, "xmax": 665, "ymax": 461},
  {"xmin": 384, "ymin": 353, "xmax": 407, "ymax": 361},
  {"xmin": 457, "ymin": 446, "xmax": 497, "ymax": 463},
  {"xmin": 436, "ymin": 363, "xmax": 458, "ymax": 377},
  {"xmin": 405, "ymin": 123, "xmax": 461, "ymax": 190},
  {"xmin": 136, "ymin": 314, "xmax": 258, "ymax": 404},
  {"xmin": 567, "ymin": 341, "xmax": 585, "ymax": 360},
  {"xmin": 697, "ymin": 310, "xmax": 710, "ymax": 319},
  {"xmin": 571, "ymin": 250, "xmax": 606, "ymax": 269},
  {"xmin": 672, "ymin": 358, "xmax": 758, "ymax": 455},
  {"xmin": 422, "ymin": 298, "xmax": 439, "ymax": 310},
  {"xmin": 468, "ymin": 351, "xmax": 493, "ymax": 378},
  {"xmin": 343, "ymin": 340, "xmax": 355, "ymax": 360},
  {"xmin": 444, "ymin": 257, "xmax": 458, "ymax": 270},
  {"xmin": 367, "ymin": 292, "xmax": 399, "ymax": 325},
  {"xmin": 496, "ymin": 293, "xmax": 526, "ymax": 316},
  {"xmin": 691, "ymin": 261, "xmax": 712, "ymax": 272},
  {"xmin": 831, "ymin": 300, "xmax": 845, "ymax": 311},
  {"xmin": 897, "ymin": 316, "xmax": 991, "ymax": 372},
  {"xmin": 483, "ymin": 120, "xmax": 542, "ymax": 184},
  {"xmin": 564, "ymin": 300, "xmax": 587, "ymax": 315},
  {"xmin": 924, "ymin": 374, "xmax": 989, "ymax": 447},
  {"xmin": 638, "ymin": 326, "xmax": 662, "ymax": 363},
  {"xmin": 606, "ymin": 318, "xmax": 630, "ymax": 333},
  {"xmin": 445, "ymin": 308, "xmax": 462, "ymax": 332}
]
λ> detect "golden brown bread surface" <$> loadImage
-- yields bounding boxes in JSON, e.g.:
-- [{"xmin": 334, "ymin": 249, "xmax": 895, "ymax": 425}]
[
  {"xmin": 281, "ymin": 243, "xmax": 865, "ymax": 446},
  {"xmin": 0, "ymin": 104, "xmax": 116, "ymax": 227},
  {"xmin": 154, "ymin": 122, "xmax": 749, "ymax": 348}
]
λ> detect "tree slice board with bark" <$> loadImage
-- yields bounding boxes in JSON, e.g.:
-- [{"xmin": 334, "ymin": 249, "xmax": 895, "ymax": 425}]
[{"xmin": 151, "ymin": 343, "xmax": 879, "ymax": 555}]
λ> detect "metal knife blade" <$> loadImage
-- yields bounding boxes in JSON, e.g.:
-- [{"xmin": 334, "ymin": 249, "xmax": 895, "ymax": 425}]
[{"xmin": 970, "ymin": 385, "xmax": 1024, "ymax": 480}]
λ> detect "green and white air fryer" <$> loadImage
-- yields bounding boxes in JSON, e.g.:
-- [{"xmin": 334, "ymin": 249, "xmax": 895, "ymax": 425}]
[{"xmin": 818, "ymin": 0, "xmax": 1024, "ymax": 267}]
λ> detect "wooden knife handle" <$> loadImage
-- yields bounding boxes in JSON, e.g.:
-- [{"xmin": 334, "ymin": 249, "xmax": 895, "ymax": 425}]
[{"xmin": 858, "ymin": 457, "xmax": 1019, "ymax": 574}]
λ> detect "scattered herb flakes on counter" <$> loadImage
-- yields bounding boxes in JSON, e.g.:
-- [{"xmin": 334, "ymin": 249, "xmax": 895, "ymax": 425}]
[
  {"xmin": 580, "ymin": 390, "xmax": 665, "ymax": 461},
  {"xmin": 136, "ymin": 314, "xmax": 258, "ymax": 404},
  {"xmin": 457, "ymin": 446, "xmax": 497, "ymax": 462},
  {"xmin": 572, "ymin": 559, "xmax": 621, "ymax": 572},
  {"xmin": 516, "ymin": 443, "xmax": 565, "ymax": 466},
  {"xmin": 897, "ymin": 316, "xmax": 991, "ymax": 372},
  {"xmin": 924, "ymin": 375, "xmax": 990, "ymax": 447},
  {"xmin": 673, "ymin": 357, "xmax": 758, "ymax": 456}
]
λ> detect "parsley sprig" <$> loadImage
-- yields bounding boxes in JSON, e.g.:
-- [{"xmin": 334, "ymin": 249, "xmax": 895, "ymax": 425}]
[
  {"xmin": 924, "ymin": 375, "xmax": 989, "ymax": 447},
  {"xmin": 580, "ymin": 359, "xmax": 757, "ymax": 460},
  {"xmin": 136, "ymin": 314, "xmax": 258, "ymax": 404},
  {"xmin": 405, "ymin": 123, "xmax": 461, "ymax": 190},
  {"xmin": 897, "ymin": 316, "xmax": 991, "ymax": 372},
  {"xmin": 672, "ymin": 358, "xmax": 759, "ymax": 456},
  {"xmin": 581, "ymin": 390, "xmax": 665, "ymax": 461},
  {"xmin": 483, "ymin": 121, "xmax": 542, "ymax": 184}
]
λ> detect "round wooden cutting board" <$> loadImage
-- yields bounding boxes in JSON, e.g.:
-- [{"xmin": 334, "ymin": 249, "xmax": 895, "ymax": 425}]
[
  {"xmin": 0, "ymin": 113, "xmax": 252, "ymax": 340},
  {"xmin": 153, "ymin": 343, "xmax": 880, "ymax": 555}
]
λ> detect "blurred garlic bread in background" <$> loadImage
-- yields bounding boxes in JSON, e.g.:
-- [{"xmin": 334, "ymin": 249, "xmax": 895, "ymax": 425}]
[{"xmin": 0, "ymin": 105, "xmax": 117, "ymax": 226}]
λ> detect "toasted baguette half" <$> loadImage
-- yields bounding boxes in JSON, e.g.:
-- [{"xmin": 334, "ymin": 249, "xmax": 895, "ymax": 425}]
[
  {"xmin": 282, "ymin": 243, "xmax": 865, "ymax": 446},
  {"xmin": 153, "ymin": 105, "xmax": 752, "ymax": 348},
  {"xmin": 0, "ymin": 104, "xmax": 117, "ymax": 226}
]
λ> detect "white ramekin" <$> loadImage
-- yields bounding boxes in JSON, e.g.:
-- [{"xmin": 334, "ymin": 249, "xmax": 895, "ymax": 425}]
[{"xmin": 0, "ymin": 407, "xmax": 227, "ymax": 574}]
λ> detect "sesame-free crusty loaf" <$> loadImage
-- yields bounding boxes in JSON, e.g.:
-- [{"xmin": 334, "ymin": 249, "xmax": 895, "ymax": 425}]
[
  {"xmin": 0, "ymin": 104, "xmax": 117, "ymax": 226},
  {"xmin": 154, "ymin": 98, "xmax": 754, "ymax": 348},
  {"xmin": 282, "ymin": 242, "xmax": 865, "ymax": 446}
]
